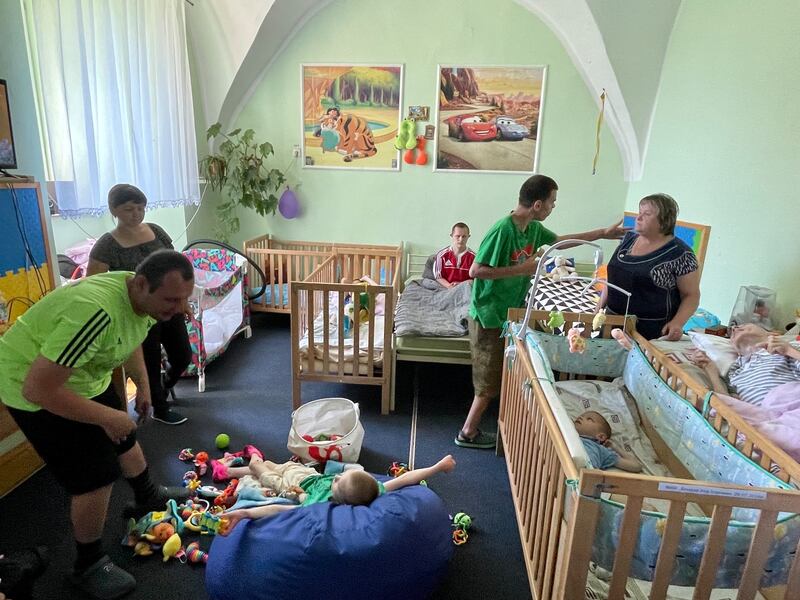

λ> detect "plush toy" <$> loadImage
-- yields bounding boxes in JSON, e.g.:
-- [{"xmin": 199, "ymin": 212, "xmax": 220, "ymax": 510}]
[
  {"xmin": 567, "ymin": 326, "xmax": 586, "ymax": 354},
  {"xmin": 393, "ymin": 118, "xmax": 417, "ymax": 151},
  {"xmin": 592, "ymin": 308, "xmax": 607, "ymax": 332},
  {"xmin": 548, "ymin": 256, "xmax": 575, "ymax": 281}
]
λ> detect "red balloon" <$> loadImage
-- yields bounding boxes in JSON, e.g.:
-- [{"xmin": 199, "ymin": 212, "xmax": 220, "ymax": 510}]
[{"xmin": 279, "ymin": 188, "xmax": 300, "ymax": 219}]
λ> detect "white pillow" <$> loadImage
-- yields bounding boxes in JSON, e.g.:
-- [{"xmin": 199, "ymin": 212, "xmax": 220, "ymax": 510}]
[{"xmin": 688, "ymin": 331, "xmax": 738, "ymax": 376}]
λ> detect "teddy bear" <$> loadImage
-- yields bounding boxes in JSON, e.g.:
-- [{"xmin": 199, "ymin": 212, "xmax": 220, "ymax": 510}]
[{"xmin": 548, "ymin": 256, "xmax": 575, "ymax": 281}]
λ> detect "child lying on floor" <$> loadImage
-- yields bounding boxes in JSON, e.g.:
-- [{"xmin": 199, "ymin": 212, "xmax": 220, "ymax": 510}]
[
  {"xmin": 691, "ymin": 324, "xmax": 800, "ymax": 406},
  {"xmin": 220, "ymin": 454, "xmax": 457, "ymax": 535},
  {"xmin": 573, "ymin": 411, "xmax": 642, "ymax": 472}
]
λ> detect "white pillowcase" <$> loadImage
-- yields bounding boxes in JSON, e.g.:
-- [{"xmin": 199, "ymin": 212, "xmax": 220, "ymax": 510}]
[{"xmin": 688, "ymin": 331, "xmax": 738, "ymax": 376}]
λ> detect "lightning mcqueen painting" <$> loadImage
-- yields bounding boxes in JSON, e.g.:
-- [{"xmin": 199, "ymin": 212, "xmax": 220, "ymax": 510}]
[{"xmin": 445, "ymin": 114, "xmax": 497, "ymax": 142}]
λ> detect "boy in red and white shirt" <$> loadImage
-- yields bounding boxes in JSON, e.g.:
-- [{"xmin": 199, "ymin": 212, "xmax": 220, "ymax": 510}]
[{"xmin": 433, "ymin": 222, "xmax": 475, "ymax": 288}]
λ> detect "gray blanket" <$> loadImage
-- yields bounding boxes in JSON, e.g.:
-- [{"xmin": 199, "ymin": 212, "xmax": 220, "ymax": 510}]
[{"xmin": 395, "ymin": 278, "xmax": 472, "ymax": 337}]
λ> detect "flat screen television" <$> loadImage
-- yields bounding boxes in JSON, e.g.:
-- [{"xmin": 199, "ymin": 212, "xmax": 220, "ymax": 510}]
[{"xmin": 0, "ymin": 79, "xmax": 18, "ymax": 170}]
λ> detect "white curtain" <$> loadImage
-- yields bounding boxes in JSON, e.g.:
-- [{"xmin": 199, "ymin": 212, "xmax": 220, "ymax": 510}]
[{"xmin": 25, "ymin": 0, "xmax": 199, "ymax": 217}]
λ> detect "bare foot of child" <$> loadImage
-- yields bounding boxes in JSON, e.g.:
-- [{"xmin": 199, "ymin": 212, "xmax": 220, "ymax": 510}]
[{"xmin": 437, "ymin": 455, "xmax": 456, "ymax": 473}]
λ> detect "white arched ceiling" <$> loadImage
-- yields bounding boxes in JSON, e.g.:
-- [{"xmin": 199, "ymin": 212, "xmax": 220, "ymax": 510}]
[{"xmin": 187, "ymin": 0, "xmax": 680, "ymax": 181}]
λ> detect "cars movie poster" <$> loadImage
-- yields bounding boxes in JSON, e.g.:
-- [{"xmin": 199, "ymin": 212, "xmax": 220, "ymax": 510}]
[{"xmin": 433, "ymin": 65, "xmax": 547, "ymax": 174}]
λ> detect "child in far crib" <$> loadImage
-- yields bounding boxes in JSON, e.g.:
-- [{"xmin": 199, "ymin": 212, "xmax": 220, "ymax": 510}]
[{"xmin": 573, "ymin": 411, "xmax": 642, "ymax": 472}]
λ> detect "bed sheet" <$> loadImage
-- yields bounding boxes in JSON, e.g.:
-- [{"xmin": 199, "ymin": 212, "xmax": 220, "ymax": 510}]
[
  {"xmin": 299, "ymin": 302, "xmax": 385, "ymax": 365},
  {"xmin": 555, "ymin": 379, "xmax": 703, "ymax": 517}
]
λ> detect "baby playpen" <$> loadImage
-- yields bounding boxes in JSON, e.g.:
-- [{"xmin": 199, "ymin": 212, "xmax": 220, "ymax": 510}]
[
  {"xmin": 290, "ymin": 244, "xmax": 402, "ymax": 415},
  {"xmin": 182, "ymin": 247, "xmax": 251, "ymax": 392},
  {"xmin": 499, "ymin": 308, "xmax": 800, "ymax": 600}
]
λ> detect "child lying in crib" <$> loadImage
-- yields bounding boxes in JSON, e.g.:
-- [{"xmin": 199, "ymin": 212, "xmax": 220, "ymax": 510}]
[
  {"xmin": 219, "ymin": 454, "xmax": 457, "ymax": 534},
  {"xmin": 690, "ymin": 324, "xmax": 800, "ymax": 405},
  {"xmin": 573, "ymin": 411, "xmax": 642, "ymax": 472}
]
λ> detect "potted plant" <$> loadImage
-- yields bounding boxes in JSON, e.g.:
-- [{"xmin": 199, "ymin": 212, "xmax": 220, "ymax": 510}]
[{"xmin": 199, "ymin": 123, "xmax": 286, "ymax": 242}]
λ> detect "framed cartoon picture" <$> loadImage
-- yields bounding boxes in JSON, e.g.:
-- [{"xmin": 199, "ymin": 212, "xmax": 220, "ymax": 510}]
[
  {"xmin": 433, "ymin": 65, "xmax": 547, "ymax": 174},
  {"xmin": 301, "ymin": 64, "xmax": 404, "ymax": 171}
]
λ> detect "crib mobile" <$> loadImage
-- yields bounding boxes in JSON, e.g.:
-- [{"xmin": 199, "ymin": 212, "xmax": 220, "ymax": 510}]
[{"xmin": 516, "ymin": 239, "xmax": 632, "ymax": 354}]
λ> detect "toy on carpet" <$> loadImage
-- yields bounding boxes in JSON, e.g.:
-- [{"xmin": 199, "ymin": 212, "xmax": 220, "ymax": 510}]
[
  {"xmin": 451, "ymin": 512, "xmax": 472, "ymax": 546},
  {"xmin": 214, "ymin": 479, "xmax": 239, "ymax": 509},
  {"xmin": 546, "ymin": 310, "xmax": 565, "ymax": 330},
  {"xmin": 388, "ymin": 462, "xmax": 408, "ymax": 477},
  {"xmin": 567, "ymin": 325, "xmax": 587, "ymax": 354},
  {"xmin": 592, "ymin": 308, "xmax": 607, "ymax": 332},
  {"xmin": 178, "ymin": 448, "xmax": 195, "ymax": 462},
  {"xmin": 194, "ymin": 451, "xmax": 209, "ymax": 476},
  {"xmin": 215, "ymin": 433, "xmax": 230, "ymax": 450},
  {"xmin": 162, "ymin": 532, "xmax": 183, "ymax": 562},
  {"xmin": 547, "ymin": 256, "xmax": 575, "ymax": 281},
  {"xmin": 186, "ymin": 542, "xmax": 209, "ymax": 565},
  {"xmin": 124, "ymin": 499, "xmax": 186, "ymax": 557}
]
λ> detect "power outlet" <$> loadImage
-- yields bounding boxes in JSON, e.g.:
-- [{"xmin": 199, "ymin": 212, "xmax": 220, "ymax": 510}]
[{"xmin": 292, "ymin": 145, "xmax": 300, "ymax": 158}]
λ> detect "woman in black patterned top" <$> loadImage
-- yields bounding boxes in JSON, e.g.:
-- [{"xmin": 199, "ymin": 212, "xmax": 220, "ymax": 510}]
[
  {"xmin": 87, "ymin": 184, "xmax": 192, "ymax": 424},
  {"xmin": 600, "ymin": 194, "xmax": 701, "ymax": 340}
]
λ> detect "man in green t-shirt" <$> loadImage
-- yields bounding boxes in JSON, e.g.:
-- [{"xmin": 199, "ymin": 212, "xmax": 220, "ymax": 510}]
[
  {"xmin": 455, "ymin": 175, "xmax": 627, "ymax": 449},
  {"xmin": 0, "ymin": 250, "xmax": 195, "ymax": 599}
]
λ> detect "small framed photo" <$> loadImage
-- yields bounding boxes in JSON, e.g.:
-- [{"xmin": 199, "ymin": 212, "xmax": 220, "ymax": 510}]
[{"xmin": 408, "ymin": 105, "xmax": 430, "ymax": 121}]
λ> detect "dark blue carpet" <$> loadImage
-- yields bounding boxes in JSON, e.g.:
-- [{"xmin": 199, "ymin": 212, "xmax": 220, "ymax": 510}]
[{"xmin": 0, "ymin": 314, "xmax": 530, "ymax": 599}]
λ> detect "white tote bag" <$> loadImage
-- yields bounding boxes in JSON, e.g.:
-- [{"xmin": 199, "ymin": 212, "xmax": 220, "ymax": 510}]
[{"xmin": 287, "ymin": 397, "xmax": 364, "ymax": 464}]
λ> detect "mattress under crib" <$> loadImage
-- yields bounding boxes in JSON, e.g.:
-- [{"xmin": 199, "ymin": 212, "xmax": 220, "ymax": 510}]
[{"xmin": 517, "ymin": 325, "xmax": 800, "ymax": 588}]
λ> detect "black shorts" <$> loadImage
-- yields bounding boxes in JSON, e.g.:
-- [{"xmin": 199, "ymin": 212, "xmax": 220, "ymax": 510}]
[{"xmin": 6, "ymin": 385, "xmax": 137, "ymax": 495}]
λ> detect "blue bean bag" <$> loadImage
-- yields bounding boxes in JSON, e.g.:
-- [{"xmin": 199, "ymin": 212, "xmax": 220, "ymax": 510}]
[{"xmin": 206, "ymin": 483, "xmax": 453, "ymax": 600}]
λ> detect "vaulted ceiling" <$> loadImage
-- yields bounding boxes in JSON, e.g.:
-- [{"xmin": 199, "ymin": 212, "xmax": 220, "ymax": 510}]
[{"xmin": 185, "ymin": 0, "xmax": 681, "ymax": 181}]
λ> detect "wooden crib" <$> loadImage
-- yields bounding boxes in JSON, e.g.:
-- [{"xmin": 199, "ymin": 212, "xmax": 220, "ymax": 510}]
[
  {"xmin": 290, "ymin": 245, "xmax": 402, "ymax": 415},
  {"xmin": 499, "ymin": 309, "xmax": 800, "ymax": 600},
  {"xmin": 243, "ymin": 235, "xmax": 333, "ymax": 314}
]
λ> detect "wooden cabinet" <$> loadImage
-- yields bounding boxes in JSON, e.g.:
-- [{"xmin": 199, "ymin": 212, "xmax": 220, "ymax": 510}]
[{"xmin": 0, "ymin": 181, "xmax": 57, "ymax": 496}]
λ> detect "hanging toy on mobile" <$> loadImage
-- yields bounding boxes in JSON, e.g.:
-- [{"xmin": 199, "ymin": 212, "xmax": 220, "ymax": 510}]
[
  {"xmin": 592, "ymin": 308, "xmax": 607, "ymax": 332},
  {"xmin": 567, "ymin": 325, "xmax": 587, "ymax": 354}
]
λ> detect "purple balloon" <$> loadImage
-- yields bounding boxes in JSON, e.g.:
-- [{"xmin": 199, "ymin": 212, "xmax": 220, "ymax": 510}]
[{"xmin": 278, "ymin": 188, "xmax": 300, "ymax": 219}]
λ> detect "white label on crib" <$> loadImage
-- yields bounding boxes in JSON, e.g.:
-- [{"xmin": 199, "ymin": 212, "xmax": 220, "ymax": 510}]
[{"xmin": 658, "ymin": 482, "xmax": 767, "ymax": 500}]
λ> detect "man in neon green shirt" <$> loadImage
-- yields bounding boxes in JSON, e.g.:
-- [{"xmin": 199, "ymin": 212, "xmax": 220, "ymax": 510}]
[
  {"xmin": 455, "ymin": 175, "xmax": 627, "ymax": 449},
  {"xmin": 0, "ymin": 250, "xmax": 195, "ymax": 599}
]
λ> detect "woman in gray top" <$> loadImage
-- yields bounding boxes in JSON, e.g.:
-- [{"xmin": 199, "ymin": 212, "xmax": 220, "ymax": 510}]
[{"xmin": 87, "ymin": 184, "xmax": 192, "ymax": 425}]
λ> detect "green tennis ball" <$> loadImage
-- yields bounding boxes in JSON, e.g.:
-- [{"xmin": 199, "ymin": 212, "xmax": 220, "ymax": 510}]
[{"xmin": 215, "ymin": 433, "xmax": 230, "ymax": 450}]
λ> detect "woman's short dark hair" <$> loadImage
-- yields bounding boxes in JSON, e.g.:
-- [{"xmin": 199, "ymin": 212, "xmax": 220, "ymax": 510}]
[
  {"xmin": 135, "ymin": 250, "xmax": 193, "ymax": 292},
  {"xmin": 519, "ymin": 175, "xmax": 558, "ymax": 208},
  {"xmin": 640, "ymin": 193, "xmax": 679, "ymax": 235},
  {"xmin": 108, "ymin": 184, "xmax": 147, "ymax": 209}
]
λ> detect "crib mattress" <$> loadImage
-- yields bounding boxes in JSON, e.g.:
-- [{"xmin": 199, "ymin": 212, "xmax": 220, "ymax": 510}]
[{"xmin": 298, "ymin": 356, "xmax": 384, "ymax": 375}]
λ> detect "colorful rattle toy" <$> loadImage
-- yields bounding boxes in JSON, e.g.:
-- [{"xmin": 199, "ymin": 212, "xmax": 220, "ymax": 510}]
[
  {"xmin": 186, "ymin": 541, "xmax": 209, "ymax": 565},
  {"xmin": 388, "ymin": 462, "xmax": 409, "ymax": 477},
  {"xmin": 451, "ymin": 511, "xmax": 472, "ymax": 546}
]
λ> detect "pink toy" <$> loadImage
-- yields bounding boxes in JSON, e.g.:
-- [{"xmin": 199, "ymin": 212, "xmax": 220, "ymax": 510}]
[
  {"xmin": 178, "ymin": 448, "xmax": 195, "ymax": 462},
  {"xmin": 611, "ymin": 328, "xmax": 633, "ymax": 350},
  {"xmin": 567, "ymin": 326, "xmax": 587, "ymax": 354}
]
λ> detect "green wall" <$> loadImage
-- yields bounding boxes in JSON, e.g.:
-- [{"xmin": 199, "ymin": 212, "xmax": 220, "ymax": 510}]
[
  {"xmin": 205, "ymin": 0, "xmax": 628, "ymax": 262},
  {"xmin": 626, "ymin": 0, "xmax": 800, "ymax": 326}
]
